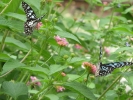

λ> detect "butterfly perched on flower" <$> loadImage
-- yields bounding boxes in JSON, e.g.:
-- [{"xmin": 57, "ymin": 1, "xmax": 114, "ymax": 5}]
[
  {"xmin": 22, "ymin": 1, "xmax": 46, "ymax": 35},
  {"xmin": 95, "ymin": 42, "xmax": 133, "ymax": 76}
]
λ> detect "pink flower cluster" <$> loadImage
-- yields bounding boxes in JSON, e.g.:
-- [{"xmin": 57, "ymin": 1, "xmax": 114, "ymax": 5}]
[
  {"xmin": 75, "ymin": 44, "xmax": 82, "ymax": 49},
  {"xmin": 82, "ymin": 62, "xmax": 97, "ymax": 74},
  {"xmin": 35, "ymin": 22, "xmax": 43, "ymax": 30},
  {"xmin": 56, "ymin": 86, "xmax": 65, "ymax": 92},
  {"xmin": 104, "ymin": 47, "xmax": 110, "ymax": 56},
  {"xmin": 27, "ymin": 76, "xmax": 41, "ymax": 86},
  {"xmin": 54, "ymin": 35, "xmax": 68, "ymax": 46}
]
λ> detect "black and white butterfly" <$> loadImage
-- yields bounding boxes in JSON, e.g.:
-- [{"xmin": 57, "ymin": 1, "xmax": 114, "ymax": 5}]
[
  {"xmin": 95, "ymin": 42, "xmax": 133, "ymax": 76},
  {"xmin": 22, "ymin": 1, "xmax": 45, "ymax": 35}
]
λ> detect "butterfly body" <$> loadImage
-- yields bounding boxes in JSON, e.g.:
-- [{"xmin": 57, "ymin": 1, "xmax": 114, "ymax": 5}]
[
  {"xmin": 96, "ymin": 62, "xmax": 133, "ymax": 76},
  {"xmin": 22, "ymin": 1, "xmax": 45, "ymax": 35}
]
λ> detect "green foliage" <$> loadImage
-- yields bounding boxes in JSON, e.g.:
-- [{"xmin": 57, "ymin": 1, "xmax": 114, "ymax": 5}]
[{"xmin": 0, "ymin": 0, "xmax": 133, "ymax": 100}]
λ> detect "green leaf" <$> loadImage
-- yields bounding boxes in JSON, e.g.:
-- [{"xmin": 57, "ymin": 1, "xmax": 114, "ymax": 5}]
[
  {"xmin": 111, "ymin": 26, "xmax": 132, "ymax": 34},
  {"xmin": 1, "ymin": 81, "xmax": 28, "ymax": 100},
  {"xmin": 2, "ymin": 0, "xmax": 21, "ymax": 14},
  {"xmin": 67, "ymin": 74, "xmax": 80, "ymax": 81},
  {"xmin": 68, "ymin": 57, "xmax": 87, "ymax": 64},
  {"xmin": 0, "ymin": 53, "xmax": 10, "ymax": 61},
  {"xmin": 49, "ymin": 64, "xmax": 68, "ymax": 75},
  {"xmin": 0, "ymin": 16, "xmax": 23, "ymax": 32},
  {"xmin": 124, "ymin": 72, "xmax": 133, "ymax": 89},
  {"xmin": 87, "ymin": 82, "xmax": 95, "ymax": 89},
  {"xmin": 2, "ymin": 58, "xmax": 25, "ymax": 74},
  {"xmin": 105, "ymin": 90, "xmax": 118, "ymax": 100},
  {"xmin": 5, "ymin": 13, "xmax": 26, "ymax": 21},
  {"xmin": 0, "ymin": 36, "xmax": 28, "ymax": 50},
  {"xmin": 99, "ymin": 18, "xmax": 110, "ymax": 27},
  {"xmin": 20, "ymin": 66, "xmax": 49, "ymax": 76},
  {"xmin": 64, "ymin": 81, "xmax": 97, "ymax": 100},
  {"xmin": 123, "ymin": 6, "xmax": 133, "ymax": 14},
  {"xmin": 45, "ymin": 94, "xmax": 59, "ymax": 100},
  {"xmin": 113, "ymin": 47, "xmax": 133, "ymax": 53},
  {"xmin": 55, "ymin": 31, "xmax": 80, "ymax": 43}
]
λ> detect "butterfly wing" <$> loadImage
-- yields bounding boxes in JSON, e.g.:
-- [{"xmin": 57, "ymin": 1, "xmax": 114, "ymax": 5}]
[
  {"xmin": 22, "ymin": 1, "xmax": 39, "ymax": 35},
  {"xmin": 96, "ymin": 62, "xmax": 133, "ymax": 76},
  {"xmin": 22, "ymin": 1, "xmax": 37, "ymax": 20}
]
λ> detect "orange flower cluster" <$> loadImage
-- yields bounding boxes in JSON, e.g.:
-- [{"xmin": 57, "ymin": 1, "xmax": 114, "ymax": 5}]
[{"xmin": 83, "ymin": 62, "xmax": 97, "ymax": 74}]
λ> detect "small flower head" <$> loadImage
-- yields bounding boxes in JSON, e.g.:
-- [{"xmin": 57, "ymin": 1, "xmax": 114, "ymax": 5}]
[
  {"xmin": 56, "ymin": 86, "xmax": 65, "ymax": 92},
  {"xmin": 82, "ymin": 62, "xmax": 97, "ymax": 74},
  {"xmin": 36, "ymin": 22, "xmax": 43, "ymax": 30},
  {"xmin": 103, "ymin": 2, "xmax": 108, "ymax": 6},
  {"xmin": 27, "ymin": 76, "xmax": 41, "ymax": 86},
  {"xmin": 54, "ymin": 35, "xmax": 68, "ymax": 46},
  {"xmin": 104, "ymin": 47, "xmax": 110, "ymax": 56},
  {"xmin": 56, "ymin": 3, "xmax": 62, "ymax": 7},
  {"xmin": 75, "ymin": 44, "xmax": 82, "ymax": 49},
  {"xmin": 61, "ymin": 72, "xmax": 66, "ymax": 76}
]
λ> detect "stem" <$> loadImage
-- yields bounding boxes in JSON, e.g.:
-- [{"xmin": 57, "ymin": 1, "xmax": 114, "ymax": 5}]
[
  {"xmin": 0, "ymin": 49, "xmax": 31, "ymax": 78},
  {"xmin": 97, "ymin": 75, "xmax": 121, "ymax": 100},
  {"xmin": 20, "ymin": 49, "xmax": 32, "ymax": 63},
  {"xmin": 34, "ymin": 36, "xmax": 49, "ymax": 66},
  {"xmin": 29, "ymin": 82, "xmax": 52, "ymax": 100},
  {"xmin": 97, "ymin": 66, "xmax": 131, "ymax": 100},
  {"xmin": 60, "ymin": 0, "xmax": 72, "ymax": 14},
  {"xmin": 108, "ymin": 10, "xmax": 114, "ymax": 30},
  {"xmin": 0, "ymin": 0, "xmax": 12, "ymax": 15},
  {"xmin": 0, "ymin": 31, "xmax": 9, "ymax": 52}
]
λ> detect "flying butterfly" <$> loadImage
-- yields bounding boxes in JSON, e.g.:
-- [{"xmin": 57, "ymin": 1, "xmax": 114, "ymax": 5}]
[
  {"xmin": 95, "ymin": 42, "xmax": 133, "ymax": 76},
  {"xmin": 22, "ymin": 1, "xmax": 45, "ymax": 35}
]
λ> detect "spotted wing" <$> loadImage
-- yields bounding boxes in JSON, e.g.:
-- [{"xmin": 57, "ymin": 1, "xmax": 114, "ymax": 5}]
[
  {"xmin": 22, "ymin": 1, "xmax": 37, "ymax": 20},
  {"xmin": 96, "ymin": 62, "xmax": 133, "ymax": 76}
]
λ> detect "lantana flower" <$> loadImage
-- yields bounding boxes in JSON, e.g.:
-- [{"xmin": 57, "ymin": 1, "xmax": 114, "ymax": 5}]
[
  {"xmin": 82, "ymin": 62, "xmax": 97, "ymax": 74},
  {"xmin": 61, "ymin": 72, "xmax": 66, "ymax": 76},
  {"xmin": 104, "ymin": 47, "xmax": 110, "ymax": 56},
  {"xmin": 75, "ymin": 44, "xmax": 82, "ymax": 49},
  {"xmin": 35, "ymin": 22, "xmax": 43, "ymax": 30},
  {"xmin": 54, "ymin": 35, "xmax": 68, "ymax": 46},
  {"xmin": 103, "ymin": 2, "xmax": 108, "ymax": 6},
  {"xmin": 56, "ymin": 86, "xmax": 65, "ymax": 92},
  {"xmin": 27, "ymin": 76, "xmax": 41, "ymax": 86}
]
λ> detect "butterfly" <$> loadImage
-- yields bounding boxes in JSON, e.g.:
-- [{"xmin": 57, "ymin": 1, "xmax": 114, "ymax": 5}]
[
  {"xmin": 95, "ymin": 42, "xmax": 133, "ymax": 76},
  {"xmin": 95, "ymin": 62, "xmax": 133, "ymax": 76},
  {"xmin": 22, "ymin": 1, "xmax": 45, "ymax": 35}
]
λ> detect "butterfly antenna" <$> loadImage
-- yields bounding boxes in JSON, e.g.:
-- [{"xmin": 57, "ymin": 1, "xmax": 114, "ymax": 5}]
[
  {"xmin": 99, "ymin": 40, "xmax": 102, "ymax": 65},
  {"xmin": 39, "ymin": 13, "xmax": 47, "ymax": 20}
]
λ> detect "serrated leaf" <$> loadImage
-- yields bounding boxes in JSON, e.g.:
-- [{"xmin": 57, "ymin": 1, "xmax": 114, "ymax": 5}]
[
  {"xmin": 49, "ymin": 65, "xmax": 68, "ymax": 75},
  {"xmin": 2, "ymin": 58, "xmax": 25, "ymax": 74},
  {"xmin": 20, "ymin": 66, "xmax": 49, "ymax": 76},
  {"xmin": 5, "ymin": 13, "xmax": 26, "ymax": 21},
  {"xmin": 0, "ymin": 36, "xmax": 28, "ymax": 50},
  {"xmin": 0, "ymin": 16, "xmax": 23, "ymax": 32},
  {"xmin": 64, "ymin": 82, "xmax": 97, "ymax": 100},
  {"xmin": 1, "ymin": 81, "xmax": 28, "ymax": 100}
]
